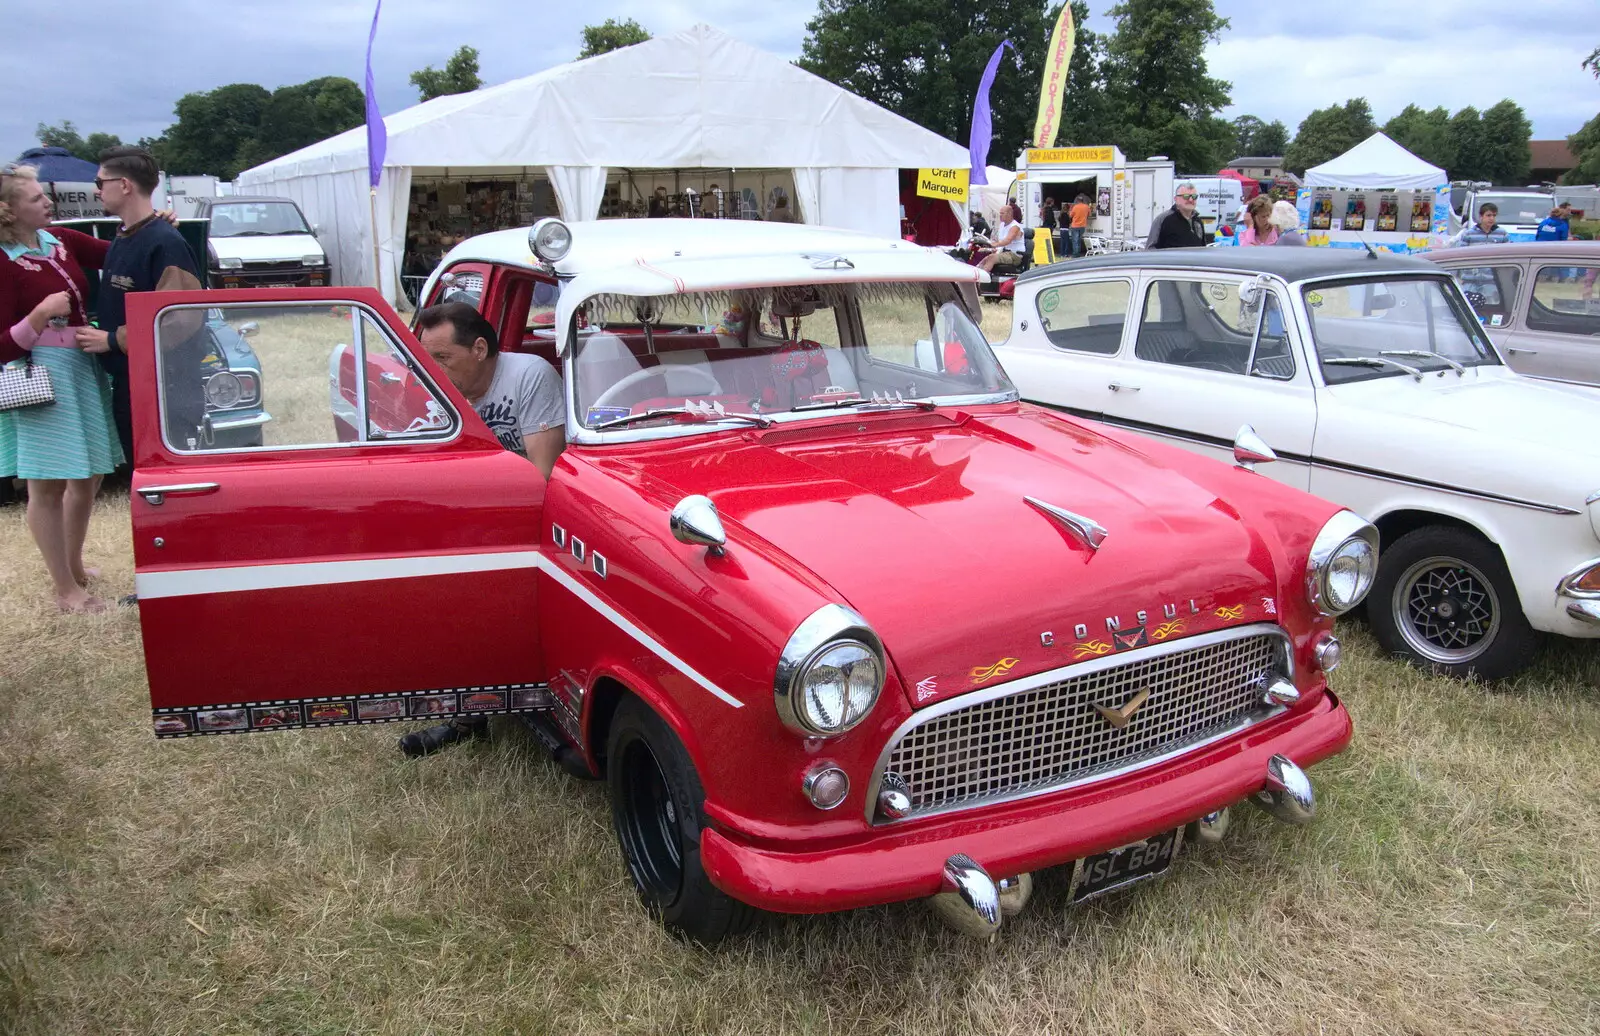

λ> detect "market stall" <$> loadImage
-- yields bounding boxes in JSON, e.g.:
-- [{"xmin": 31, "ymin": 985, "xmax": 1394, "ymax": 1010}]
[
  {"xmin": 1297, "ymin": 133, "xmax": 1449, "ymax": 253},
  {"xmin": 236, "ymin": 23, "xmax": 968, "ymax": 303}
]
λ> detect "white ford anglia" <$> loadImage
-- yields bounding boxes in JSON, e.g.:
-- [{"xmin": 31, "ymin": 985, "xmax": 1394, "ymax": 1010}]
[{"xmin": 996, "ymin": 248, "xmax": 1600, "ymax": 680}]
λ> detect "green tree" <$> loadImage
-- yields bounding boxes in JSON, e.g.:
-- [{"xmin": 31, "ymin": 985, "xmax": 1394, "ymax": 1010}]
[
  {"xmin": 157, "ymin": 83, "xmax": 273, "ymax": 178},
  {"xmin": 1477, "ymin": 99, "xmax": 1531, "ymax": 184},
  {"xmin": 1448, "ymin": 106, "xmax": 1487, "ymax": 181},
  {"xmin": 578, "ymin": 18, "xmax": 652, "ymax": 59},
  {"xmin": 1282, "ymin": 98, "xmax": 1374, "ymax": 176},
  {"xmin": 1566, "ymin": 113, "xmax": 1600, "ymax": 184},
  {"xmin": 1101, "ymin": 0, "xmax": 1233, "ymax": 171},
  {"xmin": 1382, "ymin": 104, "xmax": 1454, "ymax": 172},
  {"xmin": 410, "ymin": 45, "xmax": 482, "ymax": 103},
  {"xmin": 1585, "ymin": 45, "xmax": 1598, "ymax": 77},
  {"xmin": 1251, "ymin": 120, "xmax": 1287, "ymax": 156},
  {"xmin": 33, "ymin": 121, "xmax": 123, "ymax": 163},
  {"xmin": 82, "ymin": 132, "xmax": 124, "ymax": 159},
  {"xmin": 798, "ymin": 0, "xmax": 1057, "ymax": 160},
  {"xmin": 251, "ymin": 77, "xmax": 365, "ymax": 168}
]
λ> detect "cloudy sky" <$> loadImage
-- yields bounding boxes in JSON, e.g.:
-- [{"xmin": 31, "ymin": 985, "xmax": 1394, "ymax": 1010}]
[{"xmin": 6, "ymin": 0, "xmax": 1594, "ymax": 167}]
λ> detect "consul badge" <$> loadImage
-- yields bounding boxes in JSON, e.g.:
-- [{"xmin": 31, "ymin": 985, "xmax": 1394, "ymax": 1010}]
[{"xmin": 1094, "ymin": 687, "xmax": 1151, "ymax": 729}]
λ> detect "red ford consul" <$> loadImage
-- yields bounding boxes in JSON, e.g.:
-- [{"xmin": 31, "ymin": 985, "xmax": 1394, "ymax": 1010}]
[{"xmin": 127, "ymin": 218, "xmax": 1375, "ymax": 941}]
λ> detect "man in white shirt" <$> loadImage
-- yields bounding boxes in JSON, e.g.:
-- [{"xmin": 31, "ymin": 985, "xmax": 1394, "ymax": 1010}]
[{"xmin": 415, "ymin": 302, "xmax": 565, "ymax": 478}]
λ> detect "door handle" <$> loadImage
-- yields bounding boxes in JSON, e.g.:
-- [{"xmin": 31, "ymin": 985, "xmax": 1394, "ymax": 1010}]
[
  {"xmin": 379, "ymin": 371, "xmax": 404, "ymax": 384},
  {"xmin": 137, "ymin": 482, "xmax": 220, "ymax": 506},
  {"xmin": 1108, "ymin": 382, "xmax": 1141, "ymax": 392},
  {"xmin": 1506, "ymin": 347, "xmax": 1537, "ymax": 355}
]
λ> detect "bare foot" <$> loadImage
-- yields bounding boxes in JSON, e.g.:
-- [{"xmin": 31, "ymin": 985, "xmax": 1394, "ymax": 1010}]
[
  {"xmin": 74, "ymin": 565, "xmax": 102, "ymax": 588},
  {"xmin": 57, "ymin": 591, "xmax": 107, "ymax": 615}
]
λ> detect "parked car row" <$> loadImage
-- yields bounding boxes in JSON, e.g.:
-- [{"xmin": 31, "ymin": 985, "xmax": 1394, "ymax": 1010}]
[{"xmin": 119, "ymin": 218, "xmax": 1594, "ymax": 946}]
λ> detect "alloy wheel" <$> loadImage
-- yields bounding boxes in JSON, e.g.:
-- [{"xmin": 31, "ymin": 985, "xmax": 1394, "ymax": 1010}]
[{"xmin": 1392, "ymin": 554, "xmax": 1501, "ymax": 664}]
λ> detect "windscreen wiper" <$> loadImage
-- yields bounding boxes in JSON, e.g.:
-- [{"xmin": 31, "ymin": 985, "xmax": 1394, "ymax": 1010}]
[
  {"xmin": 591, "ymin": 404, "xmax": 772, "ymax": 431},
  {"xmin": 1324, "ymin": 356, "xmax": 1423, "ymax": 381},
  {"xmin": 791, "ymin": 392, "xmax": 939, "ymax": 413},
  {"xmin": 1381, "ymin": 349, "xmax": 1466, "ymax": 375}
]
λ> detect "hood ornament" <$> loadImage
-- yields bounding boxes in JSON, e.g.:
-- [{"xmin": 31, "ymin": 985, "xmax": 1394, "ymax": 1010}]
[{"xmin": 1025, "ymin": 497, "xmax": 1108, "ymax": 552}]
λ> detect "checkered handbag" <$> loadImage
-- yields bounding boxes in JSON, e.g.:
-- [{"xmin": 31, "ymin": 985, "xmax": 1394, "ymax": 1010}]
[{"xmin": 0, "ymin": 355, "xmax": 56, "ymax": 412}]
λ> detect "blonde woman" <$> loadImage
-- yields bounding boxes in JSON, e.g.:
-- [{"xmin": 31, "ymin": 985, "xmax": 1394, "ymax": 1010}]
[
  {"xmin": 1269, "ymin": 200, "xmax": 1307, "ymax": 246},
  {"xmin": 0, "ymin": 164, "xmax": 121, "ymax": 613},
  {"xmin": 1239, "ymin": 195, "xmax": 1279, "ymax": 246}
]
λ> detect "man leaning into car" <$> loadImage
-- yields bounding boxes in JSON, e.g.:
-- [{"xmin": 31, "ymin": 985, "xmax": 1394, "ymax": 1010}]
[{"xmin": 400, "ymin": 301, "xmax": 565, "ymax": 757}]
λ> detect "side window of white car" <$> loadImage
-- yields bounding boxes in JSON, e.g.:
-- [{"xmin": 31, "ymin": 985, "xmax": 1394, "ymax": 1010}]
[
  {"xmin": 1133, "ymin": 279, "xmax": 1255, "ymax": 375},
  {"xmin": 1526, "ymin": 266, "xmax": 1600, "ymax": 336},
  {"xmin": 1033, "ymin": 281, "xmax": 1130, "ymax": 355},
  {"xmin": 154, "ymin": 303, "xmax": 457, "ymax": 454}
]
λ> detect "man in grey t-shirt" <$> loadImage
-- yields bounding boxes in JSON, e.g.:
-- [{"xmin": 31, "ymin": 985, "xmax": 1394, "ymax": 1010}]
[{"xmin": 415, "ymin": 302, "xmax": 565, "ymax": 477}]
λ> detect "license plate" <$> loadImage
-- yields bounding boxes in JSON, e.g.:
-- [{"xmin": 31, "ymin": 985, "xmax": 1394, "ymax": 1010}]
[{"xmin": 1070, "ymin": 827, "xmax": 1182, "ymax": 903}]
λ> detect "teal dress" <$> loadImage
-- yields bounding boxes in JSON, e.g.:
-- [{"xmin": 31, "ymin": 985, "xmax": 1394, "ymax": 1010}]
[{"xmin": 0, "ymin": 232, "xmax": 124, "ymax": 480}]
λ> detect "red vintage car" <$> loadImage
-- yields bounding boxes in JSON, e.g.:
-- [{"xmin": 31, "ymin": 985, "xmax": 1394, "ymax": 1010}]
[{"xmin": 125, "ymin": 218, "xmax": 1375, "ymax": 942}]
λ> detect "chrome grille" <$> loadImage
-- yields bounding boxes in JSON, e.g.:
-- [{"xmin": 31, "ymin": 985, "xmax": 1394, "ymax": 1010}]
[{"xmin": 876, "ymin": 627, "xmax": 1285, "ymax": 822}]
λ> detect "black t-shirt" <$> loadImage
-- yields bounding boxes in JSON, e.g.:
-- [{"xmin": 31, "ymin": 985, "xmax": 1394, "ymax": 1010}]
[{"xmin": 97, "ymin": 218, "xmax": 200, "ymax": 381}]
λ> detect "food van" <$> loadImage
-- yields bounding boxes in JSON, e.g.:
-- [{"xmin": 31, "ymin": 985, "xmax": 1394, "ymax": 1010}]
[{"xmin": 1014, "ymin": 146, "xmax": 1175, "ymax": 252}]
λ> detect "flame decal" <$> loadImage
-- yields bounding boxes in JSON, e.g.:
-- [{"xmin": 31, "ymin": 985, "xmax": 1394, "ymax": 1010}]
[
  {"xmin": 1150, "ymin": 620, "xmax": 1185, "ymax": 640},
  {"xmin": 1073, "ymin": 640, "xmax": 1114, "ymax": 659},
  {"xmin": 1214, "ymin": 604, "xmax": 1245, "ymax": 620},
  {"xmin": 970, "ymin": 657, "xmax": 1021, "ymax": 684}
]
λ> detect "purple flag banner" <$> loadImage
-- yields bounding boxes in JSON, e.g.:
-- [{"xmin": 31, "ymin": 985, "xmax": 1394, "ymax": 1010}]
[
  {"xmin": 968, "ymin": 40, "xmax": 1014, "ymax": 186},
  {"xmin": 364, "ymin": 0, "xmax": 386, "ymax": 189}
]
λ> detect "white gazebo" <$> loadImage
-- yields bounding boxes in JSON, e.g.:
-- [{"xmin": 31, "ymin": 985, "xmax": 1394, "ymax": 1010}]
[
  {"xmin": 237, "ymin": 23, "xmax": 970, "ymax": 301},
  {"xmin": 1304, "ymin": 133, "xmax": 1446, "ymax": 190}
]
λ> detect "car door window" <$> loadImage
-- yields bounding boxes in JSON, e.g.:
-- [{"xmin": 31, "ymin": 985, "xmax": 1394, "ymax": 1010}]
[
  {"xmin": 1134, "ymin": 278, "xmax": 1252, "ymax": 374},
  {"xmin": 155, "ymin": 302, "xmax": 458, "ymax": 453},
  {"xmin": 1033, "ymin": 280, "xmax": 1131, "ymax": 354},
  {"xmin": 1247, "ymin": 293, "xmax": 1296, "ymax": 380},
  {"xmin": 1448, "ymin": 265, "xmax": 1521, "ymax": 328},
  {"xmin": 1526, "ymin": 265, "xmax": 1600, "ymax": 336}
]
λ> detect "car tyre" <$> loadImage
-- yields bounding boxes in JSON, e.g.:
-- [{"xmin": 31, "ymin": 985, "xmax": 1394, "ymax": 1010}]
[
  {"xmin": 606, "ymin": 696, "xmax": 756, "ymax": 943},
  {"xmin": 1367, "ymin": 526, "xmax": 1538, "ymax": 681}
]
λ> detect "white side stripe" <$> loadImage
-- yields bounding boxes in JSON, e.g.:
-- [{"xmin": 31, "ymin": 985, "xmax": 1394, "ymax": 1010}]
[
  {"xmin": 134, "ymin": 548, "xmax": 745, "ymax": 709},
  {"xmin": 135, "ymin": 550, "xmax": 543, "ymax": 600}
]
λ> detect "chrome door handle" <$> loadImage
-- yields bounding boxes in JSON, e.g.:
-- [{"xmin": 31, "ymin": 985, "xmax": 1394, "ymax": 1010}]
[
  {"xmin": 137, "ymin": 482, "xmax": 220, "ymax": 505},
  {"xmin": 379, "ymin": 371, "xmax": 404, "ymax": 384},
  {"xmin": 1506, "ymin": 347, "xmax": 1537, "ymax": 355},
  {"xmin": 1108, "ymin": 382, "xmax": 1141, "ymax": 392}
]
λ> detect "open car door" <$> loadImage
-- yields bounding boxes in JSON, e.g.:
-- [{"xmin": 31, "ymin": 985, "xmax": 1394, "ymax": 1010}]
[{"xmin": 125, "ymin": 287, "xmax": 553, "ymax": 737}]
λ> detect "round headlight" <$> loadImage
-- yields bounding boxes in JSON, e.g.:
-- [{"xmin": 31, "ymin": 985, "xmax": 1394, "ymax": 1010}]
[
  {"xmin": 528, "ymin": 218, "xmax": 572, "ymax": 263},
  {"xmin": 205, "ymin": 371, "xmax": 243, "ymax": 409},
  {"xmin": 776, "ymin": 604, "xmax": 886, "ymax": 737},
  {"xmin": 1307, "ymin": 511, "xmax": 1379, "ymax": 615}
]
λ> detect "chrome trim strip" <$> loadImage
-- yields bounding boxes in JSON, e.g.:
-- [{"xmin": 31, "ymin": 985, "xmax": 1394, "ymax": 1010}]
[
  {"xmin": 1587, "ymin": 490, "xmax": 1600, "ymax": 507},
  {"xmin": 863, "ymin": 622, "xmax": 1292, "ymax": 824}
]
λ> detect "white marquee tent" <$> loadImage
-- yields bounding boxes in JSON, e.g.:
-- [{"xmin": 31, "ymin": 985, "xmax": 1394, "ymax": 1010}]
[
  {"xmin": 237, "ymin": 23, "xmax": 969, "ymax": 301},
  {"xmin": 1304, "ymin": 132, "xmax": 1446, "ymax": 190}
]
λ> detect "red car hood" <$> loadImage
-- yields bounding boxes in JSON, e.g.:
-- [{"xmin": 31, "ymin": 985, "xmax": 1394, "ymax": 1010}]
[{"xmin": 611, "ymin": 408, "xmax": 1284, "ymax": 709}]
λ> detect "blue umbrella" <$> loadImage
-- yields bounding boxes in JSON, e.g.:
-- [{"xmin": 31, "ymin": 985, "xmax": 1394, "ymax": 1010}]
[{"xmin": 15, "ymin": 146, "xmax": 101, "ymax": 183}]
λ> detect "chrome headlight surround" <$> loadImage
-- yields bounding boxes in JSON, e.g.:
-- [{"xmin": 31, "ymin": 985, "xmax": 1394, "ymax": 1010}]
[
  {"xmin": 204, "ymin": 371, "xmax": 244, "ymax": 409},
  {"xmin": 528, "ymin": 218, "xmax": 572, "ymax": 263},
  {"xmin": 1306, "ymin": 511, "xmax": 1380, "ymax": 615},
  {"xmin": 775, "ymin": 604, "xmax": 886, "ymax": 738}
]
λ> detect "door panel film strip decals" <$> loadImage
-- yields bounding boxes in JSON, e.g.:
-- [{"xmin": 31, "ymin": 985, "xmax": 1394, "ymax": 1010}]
[{"xmin": 150, "ymin": 682, "xmax": 554, "ymax": 738}]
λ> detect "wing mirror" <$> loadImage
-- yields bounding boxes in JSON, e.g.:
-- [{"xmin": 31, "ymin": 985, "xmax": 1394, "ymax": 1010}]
[
  {"xmin": 670, "ymin": 495, "xmax": 727, "ymax": 556},
  {"xmin": 1233, "ymin": 424, "xmax": 1277, "ymax": 472},
  {"xmin": 236, "ymin": 321, "xmax": 259, "ymax": 337}
]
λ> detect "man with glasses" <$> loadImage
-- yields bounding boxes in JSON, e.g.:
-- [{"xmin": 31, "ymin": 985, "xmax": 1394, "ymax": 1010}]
[
  {"xmin": 1146, "ymin": 182, "xmax": 1212, "ymax": 250},
  {"xmin": 74, "ymin": 147, "xmax": 203, "ymax": 465}
]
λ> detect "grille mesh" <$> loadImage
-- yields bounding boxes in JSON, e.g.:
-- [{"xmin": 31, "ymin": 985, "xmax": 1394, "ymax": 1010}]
[{"xmin": 881, "ymin": 631, "xmax": 1282, "ymax": 820}]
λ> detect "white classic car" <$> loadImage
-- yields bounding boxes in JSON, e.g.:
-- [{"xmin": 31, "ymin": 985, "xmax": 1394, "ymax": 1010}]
[{"xmin": 995, "ymin": 248, "xmax": 1600, "ymax": 680}]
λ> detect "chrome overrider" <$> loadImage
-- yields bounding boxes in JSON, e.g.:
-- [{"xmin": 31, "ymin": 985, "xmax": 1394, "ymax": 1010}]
[{"xmin": 1251, "ymin": 754, "xmax": 1316, "ymax": 825}]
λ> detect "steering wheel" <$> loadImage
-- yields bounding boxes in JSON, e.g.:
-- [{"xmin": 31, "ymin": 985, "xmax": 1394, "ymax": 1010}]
[{"xmin": 592, "ymin": 364, "xmax": 722, "ymax": 409}]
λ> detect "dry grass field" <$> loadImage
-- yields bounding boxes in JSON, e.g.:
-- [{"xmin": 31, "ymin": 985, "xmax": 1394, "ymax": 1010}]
[{"xmin": 2, "ymin": 299, "xmax": 1598, "ymax": 1035}]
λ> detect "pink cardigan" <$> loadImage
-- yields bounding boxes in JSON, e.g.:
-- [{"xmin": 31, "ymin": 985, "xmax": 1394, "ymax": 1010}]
[{"xmin": 1240, "ymin": 225, "xmax": 1279, "ymax": 246}]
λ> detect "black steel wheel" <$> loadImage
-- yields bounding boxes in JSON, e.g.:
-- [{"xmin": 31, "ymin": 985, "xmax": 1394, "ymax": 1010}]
[
  {"xmin": 1368, "ymin": 526, "xmax": 1537, "ymax": 680},
  {"xmin": 606, "ymin": 697, "xmax": 756, "ymax": 943}
]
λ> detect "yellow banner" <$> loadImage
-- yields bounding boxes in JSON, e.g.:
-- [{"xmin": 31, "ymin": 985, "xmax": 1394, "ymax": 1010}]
[
  {"xmin": 1026, "ymin": 146, "xmax": 1113, "ymax": 165},
  {"xmin": 1032, "ymin": 5, "xmax": 1076, "ymax": 148},
  {"xmin": 916, "ymin": 167, "xmax": 970, "ymax": 203}
]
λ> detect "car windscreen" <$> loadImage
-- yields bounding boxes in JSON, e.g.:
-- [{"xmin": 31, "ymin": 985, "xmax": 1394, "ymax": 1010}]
[
  {"xmin": 1473, "ymin": 195, "xmax": 1551, "ymax": 225},
  {"xmin": 571, "ymin": 282, "xmax": 1016, "ymax": 433},
  {"xmin": 208, "ymin": 202, "xmax": 311, "ymax": 237},
  {"xmin": 1302, "ymin": 276, "xmax": 1500, "ymax": 384}
]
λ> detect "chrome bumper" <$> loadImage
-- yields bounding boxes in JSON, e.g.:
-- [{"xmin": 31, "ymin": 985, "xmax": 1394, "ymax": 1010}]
[{"xmin": 1566, "ymin": 600, "xmax": 1600, "ymax": 627}]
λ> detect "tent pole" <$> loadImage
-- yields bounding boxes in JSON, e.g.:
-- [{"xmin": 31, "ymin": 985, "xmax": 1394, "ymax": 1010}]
[{"xmin": 370, "ymin": 187, "xmax": 383, "ymax": 294}]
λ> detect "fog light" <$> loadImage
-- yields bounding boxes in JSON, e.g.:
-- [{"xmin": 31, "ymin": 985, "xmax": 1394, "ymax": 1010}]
[
  {"xmin": 802, "ymin": 765, "xmax": 849, "ymax": 810},
  {"xmin": 1314, "ymin": 633, "xmax": 1343, "ymax": 672}
]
